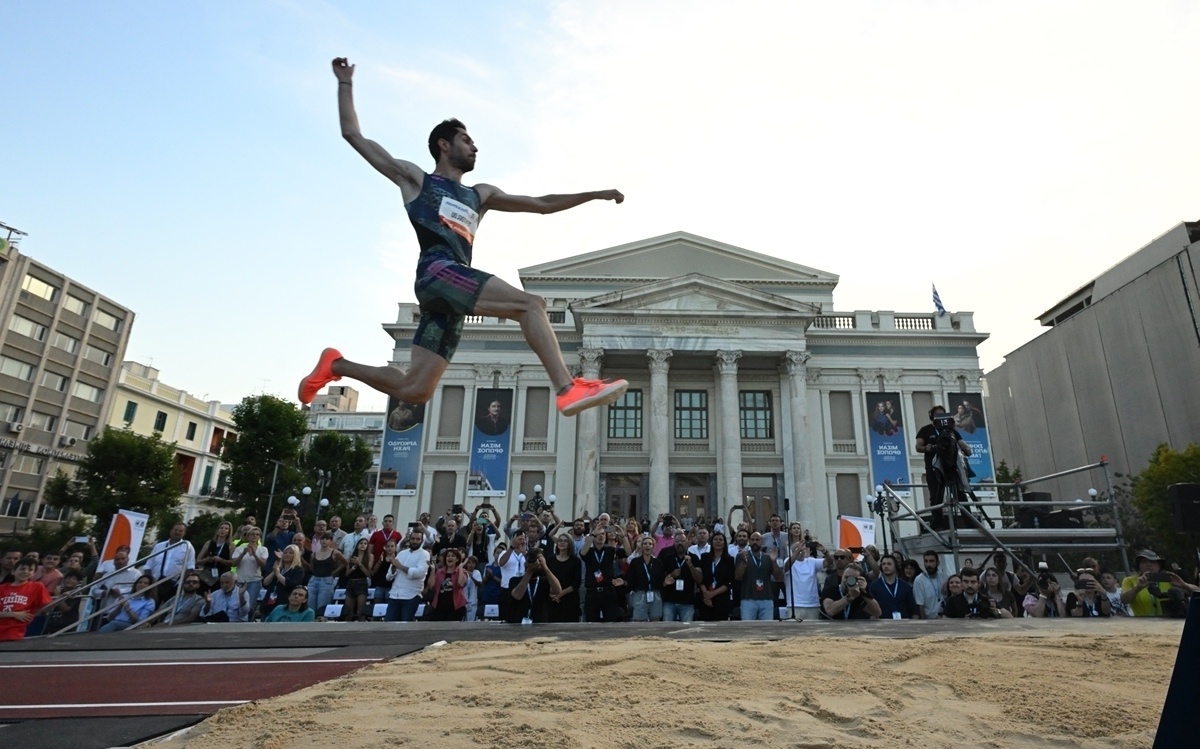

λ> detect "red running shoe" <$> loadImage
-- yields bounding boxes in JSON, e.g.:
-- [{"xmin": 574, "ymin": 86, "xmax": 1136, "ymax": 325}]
[
  {"xmin": 298, "ymin": 348, "xmax": 343, "ymax": 404},
  {"xmin": 556, "ymin": 377, "xmax": 629, "ymax": 417}
]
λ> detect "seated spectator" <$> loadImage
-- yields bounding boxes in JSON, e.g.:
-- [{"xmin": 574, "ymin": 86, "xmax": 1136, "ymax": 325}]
[
  {"xmin": 1065, "ymin": 570, "xmax": 1111, "ymax": 617},
  {"xmin": 868, "ymin": 555, "xmax": 917, "ymax": 619},
  {"xmin": 157, "ymin": 571, "xmax": 207, "ymax": 625},
  {"xmin": 261, "ymin": 544, "xmax": 306, "ymax": 617},
  {"xmin": 198, "ymin": 573, "xmax": 251, "ymax": 622},
  {"xmin": 264, "ymin": 586, "xmax": 315, "ymax": 622},
  {"xmin": 1120, "ymin": 549, "xmax": 1200, "ymax": 618},
  {"xmin": 98, "ymin": 574, "xmax": 157, "ymax": 633},
  {"xmin": 821, "ymin": 563, "xmax": 880, "ymax": 620},
  {"xmin": 980, "ymin": 567, "xmax": 1019, "ymax": 618},
  {"xmin": 505, "ymin": 548, "xmax": 562, "ymax": 624},
  {"xmin": 1023, "ymin": 568, "xmax": 1066, "ymax": 617},
  {"xmin": 944, "ymin": 568, "xmax": 1010, "ymax": 619},
  {"xmin": 1098, "ymin": 569, "xmax": 1131, "ymax": 617},
  {"xmin": 45, "ymin": 571, "xmax": 86, "ymax": 635},
  {"xmin": 0, "ymin": 556, "xmax": 52, "ymax": 640}
]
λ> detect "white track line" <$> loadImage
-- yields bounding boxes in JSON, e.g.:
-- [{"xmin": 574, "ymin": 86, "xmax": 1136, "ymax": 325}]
[
  {"xmin": 0, "ymin": 657, "xmax": 382, "ymax": 669},
  {"xmin": 0, "ymin": 700, "xmax": 249, "ymax": 710}
]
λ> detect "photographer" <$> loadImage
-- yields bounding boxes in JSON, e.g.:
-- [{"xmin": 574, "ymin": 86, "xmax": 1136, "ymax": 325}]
[
  {"xmin": 821, "ymin": 563, "xmax": 880, "ymax": 620},
  {"xmin": 914, "ymin": 406, "xmax": 972, "ymax": 529},
  {"xmin": 1023, "ymin": 564, "xmax": 1066, "ymax": 617},
  {"xmin": 1065, "ymin": 570, "xmax": 1111, "ymax": 617},
  {"xmin": 1120, "ymin": 549, "xmax": 1199, "ymax": 617},
  {"xmin": 506, "ymin": 547, "xmax": 562, "ymax": 624}
]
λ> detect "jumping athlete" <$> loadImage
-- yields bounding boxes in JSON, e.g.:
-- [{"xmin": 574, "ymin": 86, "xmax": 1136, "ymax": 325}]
[{"xmin": 299, "ymin": 58, "xmax": 629, "ymax": 416}]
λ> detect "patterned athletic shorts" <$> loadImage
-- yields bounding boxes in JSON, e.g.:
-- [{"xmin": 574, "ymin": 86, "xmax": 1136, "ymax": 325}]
[{"xmin": 412, "ymin": 255, "xmax": 493, "ymax": 362}]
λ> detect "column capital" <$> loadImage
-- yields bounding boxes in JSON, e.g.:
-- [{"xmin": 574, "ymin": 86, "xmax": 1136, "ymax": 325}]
[
  {"xmin": 497, "ymin": 364, "xmax": 522, "ymax": 380},
  {"xmin": 783, "ymin": 350, "xmax": 811, "ymax": 374},
  {"xmin": 857, "ymin": 367, "xmax": 884, "ymax": 384},
  {"xmin": 647, "ymin": 348, "xmax": 673, "ymax": 374},
  {"xmin": 881, "ymin": 368, "xmax": 903, "ymax": 385},
  {"xmin": 714, "ymin": 349, "xmax": 742, "ymax": 375},
  {"xmin": 472, "ymin": 364, "xmax": 496, "ymax": 382},
  {"xmin": 578, "ymin": 348, "xmax": 604, "ymax": 378}
]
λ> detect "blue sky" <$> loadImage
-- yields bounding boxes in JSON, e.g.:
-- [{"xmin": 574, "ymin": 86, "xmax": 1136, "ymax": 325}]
[{"xmin": 4, "ymin": 2, "xmax": 1200, "ymax": 412}]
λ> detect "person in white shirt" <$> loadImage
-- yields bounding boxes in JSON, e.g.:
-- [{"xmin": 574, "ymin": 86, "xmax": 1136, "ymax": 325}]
[
  {"xmin": 146, "ymin": 523, "xmax": 197, "ymax": 600},
  {"xmin": 198, "ymin": 572, "xmax": 251, "ymax": 622},
  {"xmin": 338, "ymin": 516, "xmax": 372, "ymax": 559},
  {"xmin": 687, "ymin": 527, "xmax": 711, "ymax": 559},
  {"xmin": 912, "ymin": 551, "xmax": 950, "ymax": 619},
  {"xmin": 785, "ymin": 541, "xmax": 824, "ymax": 621},
  {"xmin": 231, "ymin": 528, "xmax": 269, "ymax": 615},
  {"xmin": 92, "ymin": 546, "xmax": 143, "ymax": 624},
  {"xmin": 385, "ymin": 531, "xmax": 430, "ymax": 621}
]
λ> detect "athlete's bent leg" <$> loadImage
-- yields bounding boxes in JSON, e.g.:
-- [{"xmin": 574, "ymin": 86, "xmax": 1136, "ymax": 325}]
[
  {"xmin": 330, "ymin": 347, "xmax": 448, "ymax": 404},
  {"xmin": 472, "ymin": 276, "xmax": 573, "ymax": 392}
]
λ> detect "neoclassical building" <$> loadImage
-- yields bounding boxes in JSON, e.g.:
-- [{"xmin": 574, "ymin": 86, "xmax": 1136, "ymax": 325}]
[{"xmin": 375, "ymin": 232, "xmax": 987, "ymax": 543}]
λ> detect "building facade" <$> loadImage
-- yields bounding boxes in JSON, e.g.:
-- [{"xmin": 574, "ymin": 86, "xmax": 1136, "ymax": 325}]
[
  {"xmin": 0, "ymin": 243, "xmax": 133, "ymax": 532},
  {"xmin": 305, "ymin": 398, "xmax": 384, "ymax": 513},
  {"xmin": 371, "ymin": 233, "xmax": 988, "ymax": 542},
  {"xmin": 985, "ymin": 220, "xmax": 1200, "ymax": 501},
  {"xmin": 107, "ymin": 362, "xmax": 238, "ymax": 521}
]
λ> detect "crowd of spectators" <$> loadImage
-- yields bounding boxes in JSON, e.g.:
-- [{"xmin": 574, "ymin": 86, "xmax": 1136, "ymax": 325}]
[{"xmin": 2, "ymin": 506, "xmax": 1198, "ymax": 639}]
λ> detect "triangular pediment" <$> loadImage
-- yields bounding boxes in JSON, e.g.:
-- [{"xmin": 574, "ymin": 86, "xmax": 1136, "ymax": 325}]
[
  {"xmin": 572, "ymin": 274, "xmax": 822, "ymax": 316},
  {"xmin": 521, "ymin": 231, "xmax": 838, "ymax": 286}
]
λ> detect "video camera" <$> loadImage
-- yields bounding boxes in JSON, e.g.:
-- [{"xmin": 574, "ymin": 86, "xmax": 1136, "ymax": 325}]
[{"xmin": 931, "ymin": 413, "xmax": 955, "ymax": 430}]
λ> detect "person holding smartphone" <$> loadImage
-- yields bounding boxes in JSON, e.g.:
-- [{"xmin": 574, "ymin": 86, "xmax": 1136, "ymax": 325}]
[
  {"xmin": 1120, "ymin": 549, "xmax": 1200, "ymax": 617},
  {"xmin": 1065, "ymin": 570, "xmax": 1111, "ymax": 617}
]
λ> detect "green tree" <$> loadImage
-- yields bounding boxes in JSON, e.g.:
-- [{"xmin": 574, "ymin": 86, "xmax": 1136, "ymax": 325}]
[
  {"xmin": 44, "ymin": 426, "xmax": 183, "ymax": 538},
  {"xmin": 293, "ymin": 432, "xmax": 375, "ymax": 529},
  {"xmin": 994, "ymin": 459, "xmax": 1023, "ymax": 523},
  {"xmin": 222, "ymin": 395, "xmax": 308, "ymax": 523},
  {"xmin": 1128, "ymin": 443, "xmax": 1200, "ymax": 566}
]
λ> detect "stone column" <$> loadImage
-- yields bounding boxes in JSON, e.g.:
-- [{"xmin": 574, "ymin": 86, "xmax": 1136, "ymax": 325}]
[
  {"xmin": 647, "ymin": 349, "xmax": 673, "ymax": 519},
  {"xmin": 715, "ymin": 350, "xmax": 743, "ymax": 520},
  {"xmin": 784, "ymin": 350, "xmax": 815, "ymax": 527},
  {"xmin": 574, "ymin": 348, "xmax": 604, "ymax": 515}
]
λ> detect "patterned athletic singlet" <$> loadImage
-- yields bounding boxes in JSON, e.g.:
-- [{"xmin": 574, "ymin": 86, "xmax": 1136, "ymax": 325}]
[{"xmin": 406, "ymin": 173, "xmax": 494, "ymax": 361}]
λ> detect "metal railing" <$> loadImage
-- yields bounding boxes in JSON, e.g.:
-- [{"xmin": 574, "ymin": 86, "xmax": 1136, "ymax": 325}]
[{"xmin": 30, "ymin": 543, "xmax": 191, "ymax": 637}]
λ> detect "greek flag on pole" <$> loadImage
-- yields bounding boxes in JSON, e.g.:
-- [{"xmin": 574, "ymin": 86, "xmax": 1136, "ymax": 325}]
[{"xmin": 932, "ymin": 284, "xmax": 946, "ymax": 316}]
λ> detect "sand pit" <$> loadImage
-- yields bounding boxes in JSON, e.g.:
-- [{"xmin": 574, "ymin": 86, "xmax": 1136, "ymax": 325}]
[{"xmin": 158, "ymin": 620, "xmax": 1183, "ymax": 749}]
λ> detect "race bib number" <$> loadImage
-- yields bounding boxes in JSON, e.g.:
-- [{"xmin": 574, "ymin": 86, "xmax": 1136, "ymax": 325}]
[{"xmin": 438, "ymin": 197, "xmax": 479, "ymax": 244}]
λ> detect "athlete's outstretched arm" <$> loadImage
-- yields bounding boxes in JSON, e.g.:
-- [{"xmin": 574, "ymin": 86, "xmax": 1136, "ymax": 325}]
[
  {"xmin": 476, "ymin": 184, "xmax": 624, "ymax": 214},
  {"xmin": 332, "ymin": 58, "xmax": 422, "ymax": 197}
]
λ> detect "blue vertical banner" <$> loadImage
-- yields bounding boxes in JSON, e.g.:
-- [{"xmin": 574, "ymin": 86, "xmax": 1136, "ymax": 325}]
[
  {"xmin": 377, "ymin": 397, "xmax": 426, "ymax": 497},
  {"xmin": 947, "ymin": 392, "xmax": 996, "ymax": 497},
  {"xmin": 865, "ymin": 392, "xmax": 910, "ymax": 497},
  {"xmin": 468, "ymin": 388, "xmax": 513, "ymax": 498}
]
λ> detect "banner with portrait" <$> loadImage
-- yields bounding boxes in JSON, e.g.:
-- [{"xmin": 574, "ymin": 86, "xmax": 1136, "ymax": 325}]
[
  {"xmin": 468, "ymin": 388, "xmax": 513, "ymax": 497},
  {"xmin": 864, "ymin": 392, "xmax": 910, "ymax": 497},
  {"xmin": 946, "ymin": 392, "xmax": 996, "ymax": 497},
  {"xmin": 377, "ymin": 397, "xmax": 427, "ymax": 497}
]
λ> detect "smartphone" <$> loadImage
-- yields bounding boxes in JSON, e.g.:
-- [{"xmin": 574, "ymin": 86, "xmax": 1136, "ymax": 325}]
[
  {"xmin": 74, "ymin": 536, "xmax": 89, "ymax": 544},
  {"xmin": 1148, "ymin": 572, "xmax": 1172, "ymax": 583},
  {"xmin": 452, "ymin": 504, "xmax": 463, "ymax": 514},
  {"xmin": 408, "ymin": 522, "xmax": 419, "ymax": 530}
]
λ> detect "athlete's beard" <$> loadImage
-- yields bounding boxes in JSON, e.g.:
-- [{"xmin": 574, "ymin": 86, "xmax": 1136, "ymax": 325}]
[{"xmin": 450, "ymin": 152, "xmax": 475, "ymax": 173}]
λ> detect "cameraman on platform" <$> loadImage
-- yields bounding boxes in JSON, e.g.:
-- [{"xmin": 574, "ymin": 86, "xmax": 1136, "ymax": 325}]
[{"xmin": 915, "ymin": 405, "xmax": 972, "ymax": 530}]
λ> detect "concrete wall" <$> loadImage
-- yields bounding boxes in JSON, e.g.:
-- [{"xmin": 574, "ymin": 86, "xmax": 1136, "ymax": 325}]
[{"xmin": 986, "ymin": 237, "xmax": 1200, "ymax": 501}]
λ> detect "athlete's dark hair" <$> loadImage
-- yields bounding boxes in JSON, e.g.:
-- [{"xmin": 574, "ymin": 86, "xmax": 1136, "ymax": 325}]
[{"xmin": 428, "ymin": 118, "xmax": 467, "ymax": 160}]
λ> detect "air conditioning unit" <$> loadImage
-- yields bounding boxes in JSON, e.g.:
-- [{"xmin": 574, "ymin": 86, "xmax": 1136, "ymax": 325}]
[
  {"xmin": 8, "ymin": 422, "xmax": 24, "ymax": 434},
  {"xmin": 58, "ymin": 435, "xmax": 77, "ymax": 448}
]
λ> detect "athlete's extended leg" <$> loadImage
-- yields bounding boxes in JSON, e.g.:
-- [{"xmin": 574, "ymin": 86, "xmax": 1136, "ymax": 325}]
[
  {"xmin": 299, "ymin": 346, "xmax": 447, "ymax": 405},
  {"xmin": 473, "ymin": 276, "xmax": 627, "ymax": 416}
]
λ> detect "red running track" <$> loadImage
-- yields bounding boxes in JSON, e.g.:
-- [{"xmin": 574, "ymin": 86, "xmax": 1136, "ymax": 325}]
[{"xmin": 0, "ymin": 658, "xmax": 382, "ymax": 718}]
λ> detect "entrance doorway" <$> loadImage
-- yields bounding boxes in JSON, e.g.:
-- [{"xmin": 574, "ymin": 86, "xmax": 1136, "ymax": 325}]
[
  {"xmin": 606, "ymin": 474, "xmax": 642, "ymax": 522},
  {"xmin": 673, "ymin": 474, "xmax": 710, "ymax": 527},
  {"xmin": 743, "ymin": 475, "xmax": 778, "ymax": 530}
]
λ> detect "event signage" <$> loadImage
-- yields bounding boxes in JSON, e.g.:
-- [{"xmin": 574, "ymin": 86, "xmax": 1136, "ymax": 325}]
[
  {"xmin": 467, "ymin": 388, "xmax": 513, "ymax": 498},
  {"xmin": 864, "ymin": 392, "xmax": 911, "ymax": 497},
  {"xmin": 945, "ymin": 392, "xmax": 996, "ymax": 497},
  {"xmin": 377, "ymin": 398, "xmax": 426, "ymax": 497}
]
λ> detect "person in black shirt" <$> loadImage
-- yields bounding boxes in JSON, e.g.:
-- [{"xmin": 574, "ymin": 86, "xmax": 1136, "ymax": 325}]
[
  {"xmin": 914, "ymin": 405, "xmax": 972, "ymax": 529},
  {"xmin": 581, "ymin": 531, "xmax": 626, "ymax": 622},
  {"xmin": 698, "ymin": 532, "xmax": 736, "ymax": 621},
  {"xmin": 658, "ymin": 531, "xmax": 701, "ymax": 622},
  {"xmin": 821, "ymin": 563, "xmax": 881, "ymax": 620},
  {"xmin": 625, "ymin": 535, "xmax": 664, "ymax": 621},
  {"xmin": 944, "ymin": 568, "xmax": 1009, "ymax": 619},
  {"xmin": 505, "ymin": 549, "xmax": 560, "ymax": 624}
]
